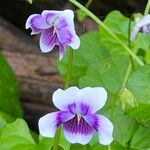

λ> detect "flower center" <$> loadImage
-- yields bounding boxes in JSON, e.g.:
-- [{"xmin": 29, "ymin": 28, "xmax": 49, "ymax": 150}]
[{"xmin": 77, "ymin": 113, "xmax": 82, "ymax": 125}]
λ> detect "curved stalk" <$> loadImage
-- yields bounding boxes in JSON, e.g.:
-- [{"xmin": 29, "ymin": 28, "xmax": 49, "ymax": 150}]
[
  {"xmin": 144, "ymin": 0, "xmax": 150, "ymax": 15},
  {"xmin": 69, "ymin": 0, "xmax": 144, "ymax": 66}
]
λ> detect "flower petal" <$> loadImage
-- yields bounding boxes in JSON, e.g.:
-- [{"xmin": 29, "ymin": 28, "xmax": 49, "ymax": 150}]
[
  {"xmin": 58, "ymin": 43, "xmax": 66, "ymax": 60},
  {"xmin": 131, "ymin": 15, "xmax": 150, "ymax": 40},
  {"xmin": 69, "ymin": 34, "xmax": 80, "ymax": 49},
  {"xmin": 75, "ymin": 87, "xmax": 107, "ymax": 114},
  {"xmin": 38, "ymin": 111, "xmax": 60, "ymax": 137},
  {"xmin": 41, "ymin": 10, "xmax": 62, "ymax": 25},
  {"xmin": 26, "ymin": 14, "xmax": 50, "ymax": 35},
  {"xmin": 52, "ymin": 87, "xmax": 80, "ymax": 112},
  {"xmin": 84, "ymin": 114, "xmax": 113, "ymax": 145},
  {"xmin": 63, "ymin": 116, "xmax": 93, "ymax": 145},
  {"xmin": 136, "ymin": 14, "xmax": 150, "ymax": 28},
  {"xmin": 38, "ymin": 111, "xmax": 74, "ymax": 138},
  {"xmin": 56, "ymin": 9, "xmax": 75, "ymax": 29},
  {"xmin": 40, "ymin": 28, "xmax": 58, "ymax": 53},
  {"xmin": 95, "ymin": 115, "xmax": 113, "ymax": 145},
  {"xmin": 55, "ymin": 9, "xmax": 80, "ymax": 49}
]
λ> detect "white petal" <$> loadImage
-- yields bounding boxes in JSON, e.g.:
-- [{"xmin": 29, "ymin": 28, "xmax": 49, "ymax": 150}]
[
  {"xmin": 131, "ymin": 14, "xmax": 150, "ymax": 40},
  {"xmin": 69, "ymin": 34, "xmax": 80, "ymax": 49},
  {"xmin": 52, "ymin": 87, "xmax": 80, "ymax": 111},
  {"xmin": 131, "ymin": 26, "xmax": 140, "ymax": 40},
  {"xmin": 96, "ymin": 115, "xmax": 113, "ymax": 145},
  {"xmin": 136, "ymin": 14, "xmax": 150, "ymax": 28},
  {"xmin": 56, "ymin": 9, "xmax": 75, "ymax": 29},
  {"xmin": 38, "ymin": 112, "xmax": 60, "ymax": 138},
  {"xmin": 63, "ymin": 129, "xmax": 93, "ymax": 145},
  {"xmin": 75, "ymin": 87, "xmax": 107, "ymax": 114}
]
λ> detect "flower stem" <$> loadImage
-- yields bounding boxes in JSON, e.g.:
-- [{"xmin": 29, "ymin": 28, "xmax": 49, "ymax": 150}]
[
  {"xmin": 85, "ymin": 0, "xmax": 94, "ymax": 8},
  {"xmin": 52, "ymin": 127, "xmax": 61, "ymax": 150},
  {"xmin": 64, "ymin": 49, "xmax": 74, "ymax": 89},
  {"xmin": 69, "ymin": 0, "xmax": 144, "ymax": 66},
  {"xmin": 144, "ymin": 0, "xmax": 150, "ymax": 15},
  {"xmin": 52, "ymin": 49, "xmax": 74, "ymax": 150}
]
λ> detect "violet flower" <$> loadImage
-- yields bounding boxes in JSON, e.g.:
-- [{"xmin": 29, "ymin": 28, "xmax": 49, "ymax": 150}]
[
  {"xmin": 25, "ymin": 10, "xmax": 80, "ymax": 59},
  {"xmin": 131, "ymin": 14, "xmax": 150, "ymax": 40},
  {"xmin": 39, "ymin": 87, "xmax": 113, "ymax": 145}
]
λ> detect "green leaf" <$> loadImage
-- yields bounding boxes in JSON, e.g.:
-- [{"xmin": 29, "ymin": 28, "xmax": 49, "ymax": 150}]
[
  {"xmin": 79, "ymin": 56, "xmax": 130, "ymax": 93},
  {"xmin": 26, "ymin": 0, "xmax": 32, "ymax": 4},
  {"xmin": 70, "ymin": 144, "xmax": 90, "ymax": 150},
  {"xmin": 127, "ymin": 65, "xmax": 150, "ymax": 124},
  {"xmin": 0, "ymin": 119, "xmax": 35, "ymax": 150},
  {"xmin": 130, "ymin": 127, "xmax": 150, "ymax": 150},
  {"xmin": 0, "ymin": 118, "xmax": 6, "ymax": 131},
  {"xmin": 0, "ymin": 53, "xmax": 23, "ymax": 117},
  {"xmin": 92, "ymin": 142, "xmax": 124, "ymax": 150},
  {"xmin": 112, "ymin": 111, "xmax": 138, "ymax": 147},
  {"xmin": 100, "ymin": 10, "xmax": 130, "ymax": 55},
  {"xmin": 38, "ymin": 130, "xmax": 71, "ymax": 150},
  {"xmin": 58, "ymin": 31, "xmax": 110, "ymax": 85}
]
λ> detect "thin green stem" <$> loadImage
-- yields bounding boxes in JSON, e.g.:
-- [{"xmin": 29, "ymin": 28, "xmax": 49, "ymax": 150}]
[
  {"xmin": 144, "ymin": 0, "xmax": 150, "ymax": 15},
  {"xmin": 85, "ymin": 0, "xmax": 93, "ymax": 8},
  {"xmin": 52, "ymin": 49, "xmax": 74, "ymax": 150},
  {"xmin": 64, "ymin": 49, "xmax": 74, "ymax": 88},
  {"xmin": 108, "ymin": 145, "xmax": 111, "ymax": 150},
  {"xmin": 128, "ymin": 15, "xmax": 135, "ymax": 71},
  {"xmin": 52, "ymin": 127, "xmax": 61, "ymax": 150},
  {"xmin": 121, "ymin": 39, "xmax": 140, "ymax": 87},
  {"xmin": 69, "ymin": 0, "xmax": 144, "ymax": 66},
  {"xmin": 122, "ymin": 63, "xmax": 132, "ymax": 87}
]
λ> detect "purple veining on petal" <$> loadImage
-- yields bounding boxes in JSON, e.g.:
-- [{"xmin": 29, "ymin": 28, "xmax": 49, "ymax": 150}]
[
  {"xmin": 56, "ymin": 17, "xmax": 69, "ymax": 29},
  {"xmin": 30, "ymin": 15, "xmax": 50, "ymax": 29},
  {"xmin": 40, "ymin": 27, "xmax": 59, "ymax": 52},
  {"xmin": 56, "ymin": 27, "xmax": 73, "ymax": 45},
  {"xmin": 58, "ymin": 43, "xmax": 66, "ymax": 60},
  {"xmin": 79, "ymin": 103, "xmax": 90, "ymax": 116},
  {"xmin": 67, "ymin": 103, "xmax": 77, "ymax": 114},
  {"xmin": 83, "ymin": 114, "xmax": 99, "ymax": 131},
  {"xmin": 56, "ymin": 111, "xmax": 75, "ymax": 128},
  {"xmin": 63, "ymin": 115, "xmax": 93, "ymax": 135}
]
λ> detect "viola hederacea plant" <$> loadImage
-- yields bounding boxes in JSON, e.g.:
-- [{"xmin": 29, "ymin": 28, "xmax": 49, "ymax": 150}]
[
  {"xmin": 26, "ymin": 9, "xmax": 80, "ymax": 59},
  {"xmin": 1, "ymin": 0, "xmax": 150, "ymax": 150},
  {"xmin": 39, "ymin": 87, "xmax": 113, "ymax": 145}
]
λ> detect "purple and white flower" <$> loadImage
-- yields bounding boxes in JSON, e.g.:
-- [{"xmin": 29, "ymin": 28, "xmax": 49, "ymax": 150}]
[
  {"xmin": 25, "ymin": 10, "xmax": 80, "ymax": 59},
  {"xmin": 131, "ymin": 14, "xmax": 150, "ymax": 40},
  {"xmin": 38, "ymin": 87, "xmax": 113, "ymax": 145}
]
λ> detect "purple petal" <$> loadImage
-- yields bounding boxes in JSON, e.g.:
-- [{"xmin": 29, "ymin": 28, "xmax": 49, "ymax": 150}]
[
  {"xmin": 40, "ymin": 28, "xmax": 58, "ymax": 53},
  {"xmin": 75, "ymin": 87, "xmax": 107, "ymax": 114},
  {"xmin": 52, "ymin": 87, "xmax": 80, "ymax": 112},
  {"xmin": 56, "ymin": 9, "xmax": 75, "ymax": 29},
  {"xmin": 25, "ymin": 14, "xmax": 50, "ymax": 35},
  {"xmin": 38, "ymin": 111, "xmax": 74, "ymax": 138},
  {"xmin": 84, "ymin": 114, "xmax": 113, "ymax": 145},
  {"xmin": 63, "ymin": 116, "xmax": 93, "ymax": 144},
  {"xmin": 58, "ymin": 43, "xmax": 66, "ymax": 60},
  {"xmin": 95, "ymin": 115, "xmax": 113, "ymax": 145},
  {"xmin": 42, "ymin": 10, "xmax": 62, "ymax": 26},
  {"xmin": 55, "ymin": 10, "xmax": 80, "ymax": 49}
]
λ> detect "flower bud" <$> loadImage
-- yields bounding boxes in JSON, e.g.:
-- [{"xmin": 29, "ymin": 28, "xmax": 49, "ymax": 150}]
[{"xmin": 117, "ymin": 87, "xmax": 138, "ymax": 111}]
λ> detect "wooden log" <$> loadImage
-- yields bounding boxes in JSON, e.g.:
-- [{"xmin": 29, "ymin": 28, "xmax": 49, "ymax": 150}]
[{"xmin": 0, "ymin": 17, "xmax": 64, "ymax": 129}]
